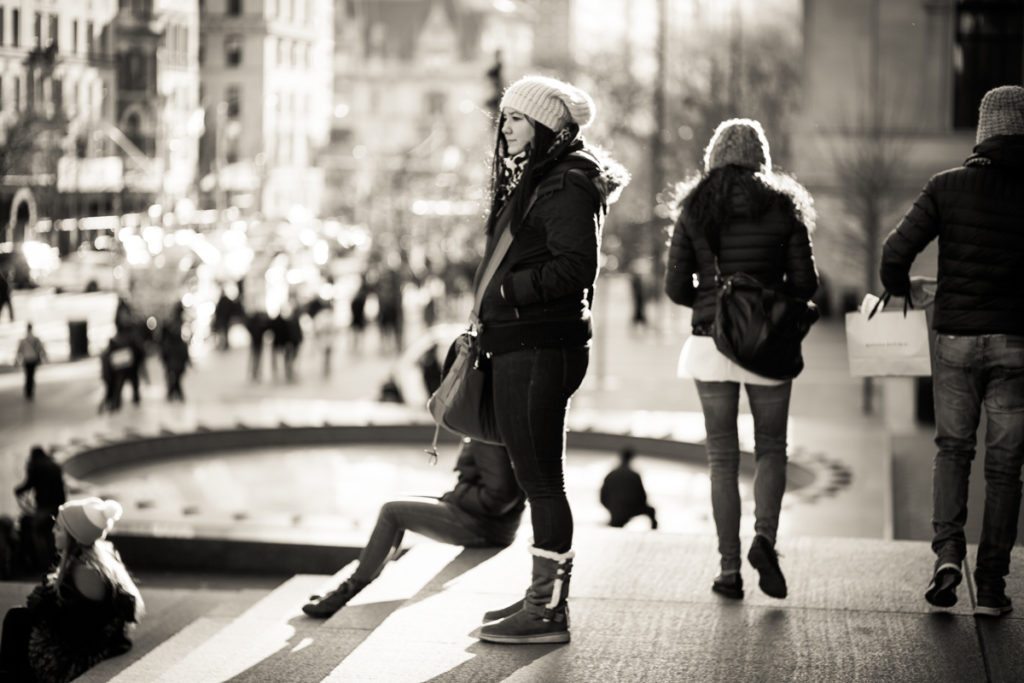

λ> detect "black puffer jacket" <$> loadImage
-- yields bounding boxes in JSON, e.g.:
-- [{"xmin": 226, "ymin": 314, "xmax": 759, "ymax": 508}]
[
  {"xmin": 441, "ymin": 440, "xmax": 525, "ymax": 546},
  {"xmin": 665, "ymin": 168, "xmax": 819, "ymax": 332},
  {"xmin": 880, "ymin": 135, "xmax": 1024, "ymax": 335},
  {"xmin": 477, "ymin": 143, "xmax": 629, "ymax": 355}
]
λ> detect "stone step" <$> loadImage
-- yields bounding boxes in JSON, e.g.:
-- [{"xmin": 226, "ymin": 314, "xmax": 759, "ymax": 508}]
[
  {"xmin": 92, "ymin": 589, "xmax": 267, "ymax": 683},
  {"xmin": 324, "ymin": 529, "xmax": 990, "ymax": 682},
  {"xmin": 143, "ymin": 571, "xmax": 347, "ymax": 683},
  {"xmin": 225, "ymin": 543, "xmax": 466, "ymax": 683}
]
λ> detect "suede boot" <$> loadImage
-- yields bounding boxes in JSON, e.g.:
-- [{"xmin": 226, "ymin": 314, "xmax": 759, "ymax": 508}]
[
  {"xmin": 302, "ymin": 579, "xmax": 366, "ymax": 619},
  {"xmin": 482, "ymin": 593, "xmax": 526, "ymax": 623},
  {"xmin": 479, "ymin": 546, "xmax": 573, "ymax": 645}
]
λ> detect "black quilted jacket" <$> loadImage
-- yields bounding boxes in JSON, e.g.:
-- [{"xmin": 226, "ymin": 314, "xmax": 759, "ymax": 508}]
[
  {"xmin": 880, "ymin": 135, "xmax": 1024, "ymax": 336},
  {"xmin": 665, "ymin": 169, "xmax": 819, "ymax": 333}
]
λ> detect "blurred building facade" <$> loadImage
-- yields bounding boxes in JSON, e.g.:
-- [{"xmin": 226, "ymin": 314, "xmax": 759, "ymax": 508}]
[
  {"xmin": 0, "ymin": 0, "xmax": 201, "ymax": 252},
  {"xmin": 198, "ymin": 0, "xmax": 333, "ymax": 221},
  {"xmin": 792, "ymin": 0, "xmax": 1023, "ymax": 307},
  {"xmin": 324, "ymin": 0, "xmax": 533, "ymax": 237}
]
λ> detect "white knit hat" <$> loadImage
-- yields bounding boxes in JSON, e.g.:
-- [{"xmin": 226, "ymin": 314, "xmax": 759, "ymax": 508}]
[
  {"xmin": 58, "ymin": 497, "xmax": 123, "ymax": 546},
  {"xmin": 500, "ymin": 75, "xmax": 595, "ymax": 132},
  {"xmin": 704, "ymin": 118, "xmax": 772, "ymax": 173},
  {"xmin": 977, "ymin": 85, "xmax": 1024, "ymax": 144}
]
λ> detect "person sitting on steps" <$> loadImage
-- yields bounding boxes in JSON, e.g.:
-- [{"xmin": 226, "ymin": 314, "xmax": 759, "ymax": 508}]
[{"xmin": 302, "ymin": 438, "xmax": 525, "ymax": 618}]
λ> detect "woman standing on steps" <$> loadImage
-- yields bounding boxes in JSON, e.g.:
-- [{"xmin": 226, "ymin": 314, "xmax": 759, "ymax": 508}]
[
  {"xmin": 470, "ymin": 75, "xmax": 629, "ymax": 645},
  {"xmin": 665, "ymin": 118, "xmax": 818, "ymax": 602}
]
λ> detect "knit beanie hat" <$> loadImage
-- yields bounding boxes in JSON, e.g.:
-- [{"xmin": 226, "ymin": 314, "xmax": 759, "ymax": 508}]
[
  {"xmin": 58, "ymin": 497, "xmax": 123, "ymax": 546},
  {"xmin": 500, "ymin": 75, "xmax": 595, "ymax": 132},
  {"xmin": 976, "ymin": 85, "xmax": 1024, "ymax": 144},
  {"xmin": 704, "ymin": 118, "xmax": 772, "ymax": 173}
]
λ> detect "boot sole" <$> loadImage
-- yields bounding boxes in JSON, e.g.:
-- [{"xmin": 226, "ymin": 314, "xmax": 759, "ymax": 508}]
[
  {"xmin": 478, "ymin": 631, "xmax": 570, "ymax": 645},
  {"xmin": 974, "ymin": 605, "xmax": 1013, "ymax": 617}
]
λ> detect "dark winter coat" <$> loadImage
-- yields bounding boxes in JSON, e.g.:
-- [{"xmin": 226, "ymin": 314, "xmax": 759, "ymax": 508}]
[
  {"xmin": 477, "ymin": 144, "xmax": 628, "ymax": 355},
  {"xmin": 441, "ymin": 440, "xmax": 525, "ymax": 546},
  {"xmin": 665, "ymin": 168, "xmax": 819, "ymax": 333},
  {"xmin": 880, "ymin": 134, "xmax": 1024, "ymax": 336}
]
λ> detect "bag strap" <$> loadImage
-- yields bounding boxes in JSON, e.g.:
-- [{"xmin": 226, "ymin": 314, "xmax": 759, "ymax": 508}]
[{"xmin": 469, "ymin": 177, "xmax": 556, "ymax": 324}]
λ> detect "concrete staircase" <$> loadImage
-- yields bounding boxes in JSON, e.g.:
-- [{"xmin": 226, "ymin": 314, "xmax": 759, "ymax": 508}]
[{"xmin": 3, "ymin": 530, "xmax": 1021, "ymax": 682}]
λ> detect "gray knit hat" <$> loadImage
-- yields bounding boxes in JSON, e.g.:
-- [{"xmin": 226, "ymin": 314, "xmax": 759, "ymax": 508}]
[
  {"xmin": 977, "ymin": 85, "xmax": 1024, "ymax": 144},
  {"xmin": 704, "ymin": 118, "xmax": 772, "ymax": 173},
  {"xmin": 500, "ymin": 75, "xmax": 595, "ymax": 132}
]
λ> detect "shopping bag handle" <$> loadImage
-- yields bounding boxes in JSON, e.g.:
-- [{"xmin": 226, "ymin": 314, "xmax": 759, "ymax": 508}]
[{"xmin": 867, "ymin": 291, "xmax": 913, "ymax": 320}]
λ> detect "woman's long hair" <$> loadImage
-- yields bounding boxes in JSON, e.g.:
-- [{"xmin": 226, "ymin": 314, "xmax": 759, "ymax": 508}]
[
  {"xmin": 670, "ymin": 165, "xmax": 816, "ymax": 254},
  {"xmin": 50, "ymin": 536, "xmax": 146, "ymax": 623},
  {"xmin": 484, "ymin": 113, "xmax": 562, "ymax": 234}
]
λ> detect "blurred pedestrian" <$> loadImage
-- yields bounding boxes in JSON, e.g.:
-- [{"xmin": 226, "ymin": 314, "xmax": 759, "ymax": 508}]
[
  {"xmin": 0, "ymin": 497, "xmax": 144, "ymax": 682},
  {"xmin": 15, "ymin": 323, "xmax": 48, "ymax": 401},
  {"xmin": 310, "ymin": 299, "xmax": 336, "ymax": 379},
  {"xmin": 14, "ymin": 446, "xmax": 66, "ymax": 573},
  {"xmin": 473, "ymin": 75, "xmax": 629, "ymax": 645},
  {"xmin": 665, "ymin": 118, "xmax": 818, "ymax": 602},
  {"xmin": 99, "ymin": 331, "xmax": 135, "ymax": 413},
  {"xmin": 376, "ymin": 269, "xmax": 404, "ymax": 354},
  {"xmin": 270, "ymin": 310, "xmax": 289, "ymax": 381},
  {"xmin": 880, "ymin": 85, "xmax": 1024, "ymax": 617},
  {"xmin": 349, "ymin": 277, "xmax": 369, "ymax": 352},
  {"xmin": 159, "ymin": 324, "xmax": 190, "ymax": 402},
  {"xmin": 600, "ymin": 448, "xmax": 657, "ymax": 529},
  {"xmin": 213, "ymin": 289, "xmax": 233, "ymax": 351},
  {"xmin": 126, "ymin": 323, "xmax": 147, "ymax": 406},
  {"xmin": 302, "ymin": 439, "xmax": 524, "ymax": 618},
  {"xmin": 0, "ymin": 269, "xmax": 13, "ymax": 322},
  {"xmin": 285, "ymin": 304, "xmax": 304, "ymax": 382},
  {"xmin": 629, "ymin": 266, "xmax": 648, "ymax": 332},
  {"xmin": 244, "ymin": 310, "xmax": 270, "ymax": 382}
]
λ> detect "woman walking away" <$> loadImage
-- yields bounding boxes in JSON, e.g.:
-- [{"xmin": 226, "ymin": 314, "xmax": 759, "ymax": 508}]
[
  {"xmin": 472, "ymin": 75, "xmax": 629, "ymax": 645},
  {"xmin": 302, "ymin": 439, "xmax": 524, "ymax": 618},
  {"xmin": 0, "ymin": 497, "xmax": 144, "ymax": 682},
  {"xmin": 665, "ymin": 118, "xmax": 818, "ymax": 601}
]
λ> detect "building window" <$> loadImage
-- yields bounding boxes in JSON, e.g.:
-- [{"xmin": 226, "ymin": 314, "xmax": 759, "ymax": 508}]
[
  {"xmin": 225, "ymin": 34, "xmax": 243, "ymax": 66},
  {"xmin": 13, "ymin": 75, "xmax": 20, "ymax": 111},
  {"xmin": 228, "ymin": 0, "xmax": 243, "ymax": 16},
  {"xmin": 226, "ymin": 85, "xmax": 241, "ymax": 118},
  {"xmin": 86, "ymin": 21, "xmax": 94, "ymax": 54},
  {"xmin": 34, "ymin": 12, "xmax": 42, "ymax": 48},
  {"xmin": 0, "ymin": 76, "xmax": 4, "ymax": 111},
  {"xmin": 49, "ymin": 13, "xmax": 57, "ymax": 50},
  {"xmin": 72, "ymin": 20, "xmax": 79, "ymax": 54},
  {"xmin": 279, "ymin": 39, "xmax": 288, "ymax": 67},
  {"xmin": 954, "ymin": 0, "xmax": 1024, "ymax": 129},
  {"xmin": 12, "ymin": 9, "xmax": 19, "ymax": 47},
  {"xmin": 1, "ymin": 9, "xmax": 5, "ymax": 47}
]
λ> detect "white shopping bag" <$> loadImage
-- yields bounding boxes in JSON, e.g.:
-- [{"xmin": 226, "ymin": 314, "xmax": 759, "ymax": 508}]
[{"xmin": 845, "ymin": 295, "xmax": 932, "ymax": 377}]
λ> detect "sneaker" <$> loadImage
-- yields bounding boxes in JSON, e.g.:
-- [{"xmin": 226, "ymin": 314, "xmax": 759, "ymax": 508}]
[
  {"xmin": 975, "ymin": 589, "xmax": 1013, "ymax": 617},
  {"xmin": 924, "ymin": 563, "xmax": 962, "ymax": 609},
  {"xmin": 302, "ymin": 580, "xmax": 364, "ymax": 619},
  {"xmin": 747, "ymin": 535, "xmax": 787, "ymax": 599},
  {"xmin": 711, "ymin": 571, "xmax": 744, "ymax": 600}
]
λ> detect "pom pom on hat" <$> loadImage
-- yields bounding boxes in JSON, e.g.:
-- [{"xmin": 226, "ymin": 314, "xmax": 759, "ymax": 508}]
[
  {"xmin": 704, "ymin": 118, "xmax": 772, "ymax": 173},
  {"xmin": 58, "ymin": 497, "xmax": 123, "ymax": 546},
  {"xmin": 976, "ymin": 85, "xmax": 1024, "ymax": 144},
  {"xmin": 500, "ymin": 75, "xmax": 595, "ymax": 132}
]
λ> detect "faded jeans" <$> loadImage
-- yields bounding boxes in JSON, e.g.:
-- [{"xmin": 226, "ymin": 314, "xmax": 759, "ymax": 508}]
[
  {"xmin": 695, "ymin": 380, "xmax": 792, "ymax": 572},
  {"xmin": 932, "ymin": 334, "xmax": 1024, "ymax": 590},
  {"xmin": 492, "ymin": 347, "xmax": 590, "ymax": 553},
  {"xmin": 351, "ymin": 497, "xmax": 495, "ymax": 584}
]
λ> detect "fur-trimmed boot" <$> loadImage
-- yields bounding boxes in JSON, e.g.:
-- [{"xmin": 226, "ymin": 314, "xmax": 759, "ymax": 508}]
[{"xmin": 478, "ymin": 546, "xmax": 574, "ymax": 644}]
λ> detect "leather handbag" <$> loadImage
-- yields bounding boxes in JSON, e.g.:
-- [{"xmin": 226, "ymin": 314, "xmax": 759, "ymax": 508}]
[{"xmin": 710, "ymin": 246, "xmax": 819, "ymax": 380}]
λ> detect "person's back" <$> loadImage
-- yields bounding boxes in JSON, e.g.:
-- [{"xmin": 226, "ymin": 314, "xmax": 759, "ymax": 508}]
[{"xmin": 881, "ymin": 85, "xmax": 1024, "ymax": 617}]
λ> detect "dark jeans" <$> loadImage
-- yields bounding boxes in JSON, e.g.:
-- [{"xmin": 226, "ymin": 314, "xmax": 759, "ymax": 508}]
[
  {"xmin": 491, "ymin": 347, "xmax": 589, "ymax": 553},
  {"xmin": 931, "ymin": 334, "xmax": 1024, "ymax": 589},
  {"xmin": 695, "ymin": 380, "xmax": 792, "ymax": 572},
  {"xmin": 351, "ymin": 497, "xmax": 496, "ymax": 584},
  {"xmin": 0, "ymin": 607, "xmax": 35, "ymax": 682},
  {"xmin": 23, "ymin": 362, "xmax": 38, "ymax": 400}
]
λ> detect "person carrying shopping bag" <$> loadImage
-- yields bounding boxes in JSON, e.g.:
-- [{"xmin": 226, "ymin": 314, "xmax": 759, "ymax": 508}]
[
  {"xmin": 665, "ymin": 118, "xmax": 818, "ymax": 601},
  {"xmin": 880, "ymin": 85, "xmax": 1024, "ymax": 617},
  {"xmin": 466, "ymin": 75, "xmax": 628, "ymax": 645}
]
